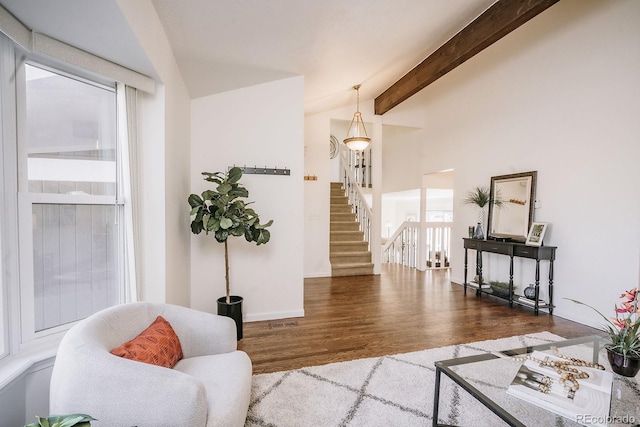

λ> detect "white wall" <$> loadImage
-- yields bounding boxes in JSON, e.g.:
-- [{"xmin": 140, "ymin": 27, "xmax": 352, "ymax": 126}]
[
  {"xmin": 190, "ymin": 76, "xmax": 304, "ymax": 321},
  {"xmin": 304, "ymin": 113, "xmax": 332, "ymax": 277},
  {"xmin": 385, "ymin": 0, "xmax": 640, "ymax": 327}
]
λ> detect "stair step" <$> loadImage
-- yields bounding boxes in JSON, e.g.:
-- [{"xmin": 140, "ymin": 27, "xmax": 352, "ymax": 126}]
[
  {"xmin": 330, "ymin": 241, "xmax": 369, "ymax": 252},
  {"xmin": 330, "ymin": 182, "xmax": 344, "ymax": 188},
  {"xmin": 330, "ymin": 221, "xmax": 360, "ymax": 231},
  {"xmin": 331, "ymin": 263, "xmax": 374, "ymax": 277},
  {"xmin": 330, "ymin": 212, "xmax": 356, "ymax": 222},
  {"xmin": 330, "ymin": 231, "xmax": 364, "ymax": 242},
  {"xmin": 330, "ymin": 205, "xmax": 353, "ymax": 214},
  {"xmin": 330, "ymin": 251, "xmax": 372, "ymax": 263},
  {"xmin": 330, "ymin": 196, "xmax": 349, "ymax": 204}
]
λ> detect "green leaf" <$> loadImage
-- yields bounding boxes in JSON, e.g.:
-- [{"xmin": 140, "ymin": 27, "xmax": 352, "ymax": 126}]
[
  {"xmin": 187, "ymin": 194, "xmax": 203, "ymax": 208},
  {"xmin": 231, "ymin": 187, "xmax": 249, "ymax": 198},
  {"xmin": 190, "ymin": 221, "xmax": 204, "ymax": 234},
  {"xmin": 220, "ymin": 217, "xmax": 233, "ymax": 229},
  {"xmin": 229, "ymin": 227, "xmax": 244, "ymax": 237},
  {"xmin": 217, "ymin": 182, "xmax": 232, "ymax": 194},
  {"xmin": 215, "ymin": 229, "xmax": 229, "ymax": 242},
  {"xmin": 201, "ymin": 189, "xmax": 217, "ymax": 201},
  {"xmin": 227, "ymin": 167, "xmax": 243, "ymax": 183},
  {"xmin": 206, "ymin": 216, "xmax": 220, "ymax": 232},
  {"xmin": 255, "ymin": 219, "xmax": 273, "ymax": 229},
  {"xmin": 54, "ymin": 415, "xmax": 86, "ymax": 427},
  {"xmin": 255, "ymin": 228, "xmax": 271, "ymax": 245}
]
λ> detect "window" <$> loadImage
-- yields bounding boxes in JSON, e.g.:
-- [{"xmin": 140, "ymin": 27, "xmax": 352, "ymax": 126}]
[
  {"xmin": 17, "ymin": 64, "xmax": 125, "ymax": 343},
  {"xmin": 1, "ymin": 29, "xmax": 133, "ymax": 357}
]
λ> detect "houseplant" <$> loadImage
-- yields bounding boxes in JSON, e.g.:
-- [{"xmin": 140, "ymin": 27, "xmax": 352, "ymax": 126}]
[
  {"xmin": 567, "ymin": 287, "xmax": 640, "ymax": 377},
  {"xmin": 462, "ymin": 186, "xmax": 502, "ymax": 239},
  {"xmin": 24, "ymin": 414, "xmax": 95, "ymax": 427},
  {"xmin": 188, "ymin": 167, "xmax": 273, "ymax": 340}
]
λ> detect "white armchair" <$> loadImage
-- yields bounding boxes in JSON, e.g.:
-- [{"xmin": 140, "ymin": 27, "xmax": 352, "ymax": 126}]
[{"xmin": 49, "ymin": 302, "xmax": 252, "ymax": 427}]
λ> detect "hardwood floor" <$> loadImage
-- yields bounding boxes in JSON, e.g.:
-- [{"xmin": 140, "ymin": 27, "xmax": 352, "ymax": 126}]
[{"xmin": 238, "ymin": 264, "xmax": 601, "ymax": 374}]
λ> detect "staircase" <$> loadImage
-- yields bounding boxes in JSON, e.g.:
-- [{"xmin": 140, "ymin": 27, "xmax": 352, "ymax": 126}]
[{"xmin": 330, "ymin": 182, "xmax": 373, "ymax": 276}]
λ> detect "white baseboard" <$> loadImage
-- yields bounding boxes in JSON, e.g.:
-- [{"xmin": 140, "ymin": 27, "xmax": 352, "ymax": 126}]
[
  {"xmin": 245, "ymin": 309, "xmax": 305, "ymax": 322},
  {"xmin": 303, "ymin": 271, "xmax": 331, "ymax": 278}
]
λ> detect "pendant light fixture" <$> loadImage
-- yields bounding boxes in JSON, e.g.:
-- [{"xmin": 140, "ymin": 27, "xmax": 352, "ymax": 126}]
[{"xmin": 344, "ymin": 84, "xmax": 371, "ymax": 151}]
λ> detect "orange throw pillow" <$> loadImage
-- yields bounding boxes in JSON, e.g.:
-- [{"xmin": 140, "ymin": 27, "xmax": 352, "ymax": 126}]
[{"xmin": 110, "ymin": 316, "xmax": 183, "ymax": 368}]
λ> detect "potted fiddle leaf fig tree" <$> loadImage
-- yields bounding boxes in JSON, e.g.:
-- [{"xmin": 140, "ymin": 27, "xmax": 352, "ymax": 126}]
[{"xmin": 188, "ymin": 166, "xmax": 273, "ymax": 340}]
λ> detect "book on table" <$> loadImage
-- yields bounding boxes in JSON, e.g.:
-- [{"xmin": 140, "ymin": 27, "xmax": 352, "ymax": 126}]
[
  {"xmin": 506, "ymin": 350, "xmax": 613, "ymax": 427},
  {"xmin": 517, "ymin": 296, "xmax": 546, "ymax": 306}
]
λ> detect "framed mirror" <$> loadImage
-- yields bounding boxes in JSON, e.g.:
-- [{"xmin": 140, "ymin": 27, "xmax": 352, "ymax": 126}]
[{"xmin": 487, "ymin": 171, "xmax": 537, "ymax": 242}]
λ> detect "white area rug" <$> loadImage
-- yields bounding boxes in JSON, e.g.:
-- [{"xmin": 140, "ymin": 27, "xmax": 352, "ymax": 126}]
[{"xmin": 245, "ymin": 332, "xmax": 579, "ymax": 426}]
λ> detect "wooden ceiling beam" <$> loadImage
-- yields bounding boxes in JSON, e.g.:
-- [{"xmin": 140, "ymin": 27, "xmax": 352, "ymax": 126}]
[{"xmin": 374, "ymin": 0, "xmax": 560, "ymax": 115}]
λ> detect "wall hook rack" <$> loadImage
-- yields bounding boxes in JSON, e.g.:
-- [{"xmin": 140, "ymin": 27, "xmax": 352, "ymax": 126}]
[{"xmin": 229, "ymin": 165, "xmax": 290, "ymax": 176}]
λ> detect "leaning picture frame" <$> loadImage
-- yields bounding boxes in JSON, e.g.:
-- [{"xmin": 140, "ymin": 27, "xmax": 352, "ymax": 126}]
[{"xmin": 526, "ymin": 222, "xmax": 547, "ymax": 246}]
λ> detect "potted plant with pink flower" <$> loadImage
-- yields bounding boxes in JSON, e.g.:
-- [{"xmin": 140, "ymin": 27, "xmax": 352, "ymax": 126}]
[{"xmin": 567, "ymin": 287, "xmax": 640, "ymax": 377}]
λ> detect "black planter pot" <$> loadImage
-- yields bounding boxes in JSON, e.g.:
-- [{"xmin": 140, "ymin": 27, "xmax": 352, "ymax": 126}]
[
  {"xmin": 606, "ymin": 347, "xmax": 640, "ymax": 377},
  {"xmin": 217, "ymin": 295, "xmax": 243, "ymax": 341}
]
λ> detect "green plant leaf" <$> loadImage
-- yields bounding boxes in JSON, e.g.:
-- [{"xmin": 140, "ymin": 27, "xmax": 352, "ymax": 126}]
[
  {"xmin": 255, "ymin": 219, "xmax": 273, "ymax": 229},
  {"xmin": 190, "ymin": 220, "xmax": 204, "ymax": 234},
  {"xmin": 227, "ymin": 167, "xmax": 243, "ymax": 183},
  {"xmin": 188, "ymin": 193, "xmax": 203, "ymax": 208},
  {"xmin": 215, "ymin": 229, "xmax": 229, "ymax": 242},
  {"xmin": 206, "ymin": 216, "xmax": 220, "ymax": 232},
  {"xmin": 217, "ymin": 182, "xmax": 232, "ymax": 194},
  {"xmin": 255, "ymin": 229, "xmax": 271, "ymax": 245},
  {"xmin": 200, "ymin": 190, "xmax": 215, "ymax": 201},
  {"xmin": 220, "ymin": 217, "xmax": 233, "ymax": 229}
]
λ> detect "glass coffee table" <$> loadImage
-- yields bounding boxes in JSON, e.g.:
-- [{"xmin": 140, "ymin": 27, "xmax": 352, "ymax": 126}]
[{"xmin": 432, "ymin": 336, "xmax": 639, "ymax": 426}]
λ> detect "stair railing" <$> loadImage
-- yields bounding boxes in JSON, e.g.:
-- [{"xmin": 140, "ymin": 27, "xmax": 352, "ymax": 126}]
[
  {"xmin": 382, "ymin": 221, "xmax": 453, "ymax": 269},
  {"xmin": 343, "ymin": 146, "xmax": 372, "ymax": 188},
  {"xmin": 339, "ymin": 146, "xmax": 373, "ymax": 247}
]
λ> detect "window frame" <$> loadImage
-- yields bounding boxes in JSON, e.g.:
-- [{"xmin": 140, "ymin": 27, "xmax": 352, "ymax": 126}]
[{"xmin": 1, "ymin": 47, "xmax": 132, "ymax": 356}]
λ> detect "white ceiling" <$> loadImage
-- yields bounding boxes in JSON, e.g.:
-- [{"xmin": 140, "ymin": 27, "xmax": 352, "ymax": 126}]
[{"xmin": 0, "ymin": 0, "xmax": 496, "ymax": 113}]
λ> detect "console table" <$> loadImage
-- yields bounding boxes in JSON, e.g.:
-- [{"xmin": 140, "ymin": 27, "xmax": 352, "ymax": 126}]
[{"xmin": 462, "ymin": 238, "xmax": 556, "ymax": 315}]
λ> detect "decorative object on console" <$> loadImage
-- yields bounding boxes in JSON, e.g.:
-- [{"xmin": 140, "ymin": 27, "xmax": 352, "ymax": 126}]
[
  {"xmin": 526, "ymin": 222, "xmax": 548, "ymax": 247},
  {"xmin": 188, "ymin": 166, "xmax": 273, "ymax": 340},
  {"xmin": 489, "ymin": 280, "xmax": 514, "ymax": 297},
  {"xmin": 462, "ymin": 186, "xmax": 503, "ymax": 240},
  {"xmin": 566, "ymin": 287, "xmax": 640, "ymax": 377},
  {"xmin": 474, "ymin": 222, "xmax": 484, "ymax": 240},
  {"xmin": 524, "ymin": 284, "xmax": 537, "ymax": 300},
  {"xmin": 487, "ymin": 171, "xmax": 536, "ymax": 242}
]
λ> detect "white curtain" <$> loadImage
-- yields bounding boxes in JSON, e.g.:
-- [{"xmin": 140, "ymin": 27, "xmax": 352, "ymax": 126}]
[{"xmin": 117, "ymin": 83, "xmax": 141, "ymax": 302}]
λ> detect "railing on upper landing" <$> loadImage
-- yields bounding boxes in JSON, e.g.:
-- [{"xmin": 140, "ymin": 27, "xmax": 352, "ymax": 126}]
[
  {"xmin": 382, "ymin": 221, "xmax": 453, "ymax": 269},
  {"xmin": 339, "ymin": 146, "xmax": 373, "ymax": 247}
]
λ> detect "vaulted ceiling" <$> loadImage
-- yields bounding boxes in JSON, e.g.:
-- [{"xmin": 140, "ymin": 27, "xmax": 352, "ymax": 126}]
[{"xmin": 1, "ymin": 0, "xmax": 505, "ymax": 113}]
